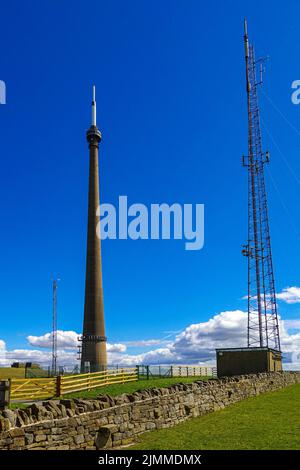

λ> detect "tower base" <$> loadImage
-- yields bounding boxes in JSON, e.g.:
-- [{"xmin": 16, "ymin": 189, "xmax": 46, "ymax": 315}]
[{"xmin": 79, "ymin": 335, "xmax": 107, "ymax": 373}]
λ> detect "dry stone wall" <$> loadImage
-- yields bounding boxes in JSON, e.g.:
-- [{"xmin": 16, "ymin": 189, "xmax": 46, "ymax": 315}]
[{"xmin": 0, "ymin": 372, "xmax": 299, "ymax": 450}]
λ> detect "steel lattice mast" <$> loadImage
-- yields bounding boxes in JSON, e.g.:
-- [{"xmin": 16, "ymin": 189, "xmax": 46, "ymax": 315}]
[
  {"xmin": 51, "ymin": 278, "xmax": 59, "ymax": 376},
  {"xmin": 242, "ymin": 20, "xmax": 281, "ymax": 351}
]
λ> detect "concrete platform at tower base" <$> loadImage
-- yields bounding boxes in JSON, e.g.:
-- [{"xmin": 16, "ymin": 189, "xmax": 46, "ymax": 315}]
[{"xmin": 216, "ymin": 347, "xmax": 282, "ymax": 377}]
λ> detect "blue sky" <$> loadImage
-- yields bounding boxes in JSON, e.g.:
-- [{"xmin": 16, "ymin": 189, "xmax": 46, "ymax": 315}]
[{"xmin": 1, "ymin": 0, "xmax": 300, "ymax": 365}]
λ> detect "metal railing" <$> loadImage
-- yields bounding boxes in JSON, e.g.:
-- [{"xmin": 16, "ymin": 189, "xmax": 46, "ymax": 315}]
[{"xmin": 137, "ymin": 365, "xmax": 217, "ymax": 379}]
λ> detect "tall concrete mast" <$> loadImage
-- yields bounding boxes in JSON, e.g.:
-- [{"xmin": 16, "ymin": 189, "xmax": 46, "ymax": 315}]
[{"xmin": 81, "ymin": 86, "xmax": 107, "ymax": 372}]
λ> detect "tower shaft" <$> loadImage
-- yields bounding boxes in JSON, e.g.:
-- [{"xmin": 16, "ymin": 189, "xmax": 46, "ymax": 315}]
[
  {"xmin": 81, "ymin": 88, "xmax": 107, "ymax": 372},
  {"xmin": 243, "ymin": 21, "xmax": 281, "ymax": 351}
]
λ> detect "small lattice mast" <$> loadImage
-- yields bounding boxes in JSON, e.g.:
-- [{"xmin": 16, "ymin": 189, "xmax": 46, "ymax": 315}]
[
  {"xmin": 242, "ymin": 20, "xmax": 281, "ymax": 351},
  {"xmin": 51, "ymin": 278, "xmax": 59, "ymax": 375}
]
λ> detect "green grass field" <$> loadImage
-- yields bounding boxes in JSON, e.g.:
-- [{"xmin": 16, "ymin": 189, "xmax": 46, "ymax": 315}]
[
  {"xmin": 0, "ymin": 367, "xmax": 49, "ymax": 379},
  {"xmin": 0, "ymin": 367, "xmax": 26, "ymax": 379},
  {"xmin": 131, "ymin": 383, "xmax": 300, "ymax": 450},
  {"xmin": 64, "ymin": 377, "xmax": 209, "ymax": 400}
]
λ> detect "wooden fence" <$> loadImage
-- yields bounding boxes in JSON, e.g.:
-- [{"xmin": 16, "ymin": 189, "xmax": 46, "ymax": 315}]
[
  {"xmin": 59, "ymin": 368, "xmax": 137, "ymax": 395},
  {"xmin": 10, "ymin": 367, "xmax": 138, "ymax": 401}
]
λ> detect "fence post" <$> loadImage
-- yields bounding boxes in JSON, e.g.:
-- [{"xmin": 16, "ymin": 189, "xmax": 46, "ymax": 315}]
[
  {"xmin": 136, "ymin": 365, "xmax": 139, "ymax": 380},
  {"xmin": 0, "ymin": 380, "xmax": 10, "ymax": 410},
  {"xmin": 56, "ymin": 375, "xmax": 62, "ymax": 397},
  {"xmin": 146, "ymin": 365, "xmax": 149, "ymax": 380},
  {"xmin": 170, "ymin": 365, "xmax": 173, "ymax": 378}
]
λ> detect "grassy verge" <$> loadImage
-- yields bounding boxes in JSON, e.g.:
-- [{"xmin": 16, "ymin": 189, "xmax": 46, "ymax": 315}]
[
  {"xmin": 0, "ymin": 367, "xmax": 49, "ymax": 379},
  {"xmin": 131, "ymin": 383, "xmax": 300, "ymax": 450},
  {"xmin": 9, "ymin": 402, "xmax": 29, "ymax": 410},
  {"xmin": 0, "ymin": 367, "xmax": 26, "ymax": 379},
  {"xmin": 63, "ymin": 377, "xmax": 210, "ymax": 400}
]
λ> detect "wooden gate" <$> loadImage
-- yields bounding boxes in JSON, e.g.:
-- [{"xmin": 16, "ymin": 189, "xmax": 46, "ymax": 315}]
[{"xmin": 10, "ymin": 377, "xmax": 56, "ymax": 400}]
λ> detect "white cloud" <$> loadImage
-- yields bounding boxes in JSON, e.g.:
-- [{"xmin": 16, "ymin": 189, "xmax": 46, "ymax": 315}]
[
  {"xmin": 276, "ymin": 287, "xmax": 300, "ymax": 304},
  {"xmin": 283, "ymin": 319, "xmax": 300, "ymax": 330},
  {"xmin": 106, "ymin": 310, "xmax": 248, "ymax": 366},
  {"xmin": 114, "ymin": 310, "xmax": 300, "ymax": 368},
  {"xmin": 123, "ymin": 339, "xmax": 170, "ymax": 347},
  {"xmin": 27, "ymin": 330, "xmax": 127, "ymax": 354},
  {"xmin": 243, "ymin": 286, "xmax": 300, "ymax": 305},
  {"xmin": 0, "ymin": 332, "xmax": 127, "ymax": 368},
  {"xmin": 28, "ymin": 331, "xmax": 79, "ymax": 349},
  {"xmin": 107, "ymin": 343, "xmax": 127, "ymax": 353},
  {"xmin": 171, "ymin": 310, "xmax": 247, "ymax": 363},
  {"xmin": 2, "ymin": 309, "xmax": 300, "ymax": 370},
  {"xmin": 0, "ymin": 344, "xmax": 78, "ymax": 367}
]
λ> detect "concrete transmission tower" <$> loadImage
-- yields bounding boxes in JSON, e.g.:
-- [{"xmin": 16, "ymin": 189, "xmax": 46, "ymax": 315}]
[
  {"xmin": 242, "ymin": 20, "xmax": 281, "ymax": 351},
  {"xmin": 80, "ymin": 86, "xmax": 107, "ymax": 372}
]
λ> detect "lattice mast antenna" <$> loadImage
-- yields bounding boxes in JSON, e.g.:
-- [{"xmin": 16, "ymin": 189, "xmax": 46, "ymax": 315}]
[
  {"xmin": 242, "ymin": 19, "xmax": 281, "ymax": 351},
  {"xmin": 51, "ymin": 278, "xmax": 59, "ymax": 375}
]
